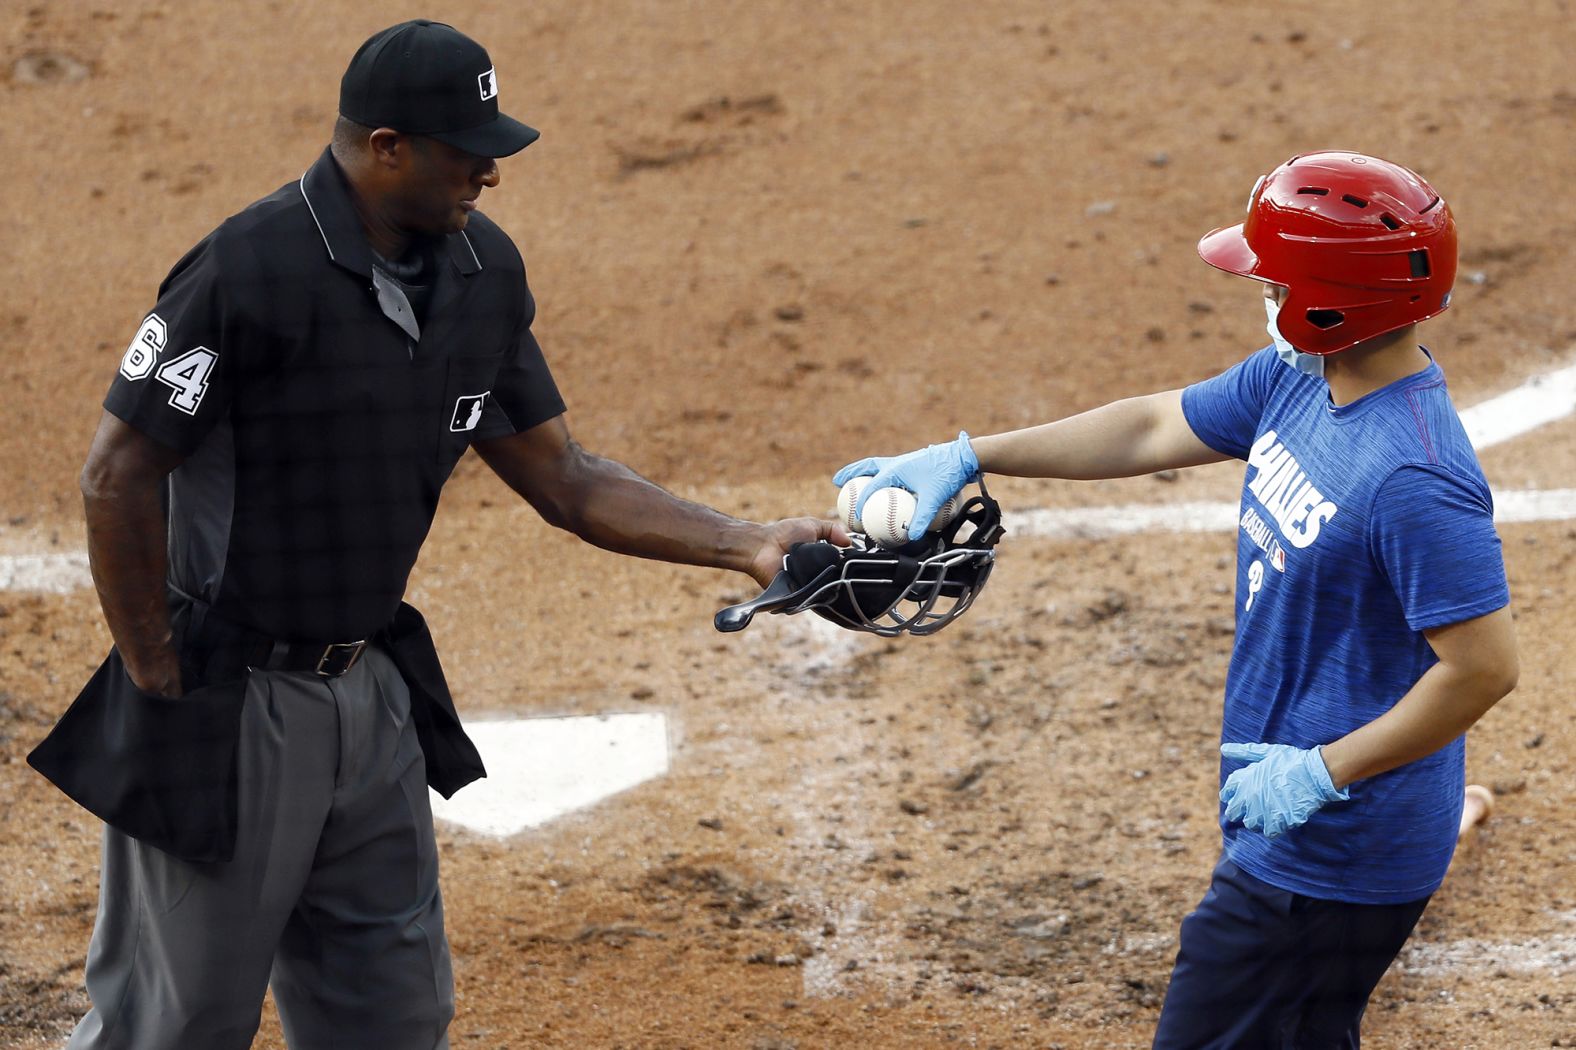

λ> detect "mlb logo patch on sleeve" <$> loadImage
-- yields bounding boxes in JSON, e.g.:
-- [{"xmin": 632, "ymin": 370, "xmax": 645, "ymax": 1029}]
[{"xmin": 451, "ymin": 392, "xmax": 489, "ymax": 432}]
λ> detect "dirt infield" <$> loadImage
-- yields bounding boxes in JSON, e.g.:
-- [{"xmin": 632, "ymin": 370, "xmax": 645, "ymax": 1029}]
[{"xmin": 3, "ymin": 2, "xmax": 1574, "ymax": 1047}]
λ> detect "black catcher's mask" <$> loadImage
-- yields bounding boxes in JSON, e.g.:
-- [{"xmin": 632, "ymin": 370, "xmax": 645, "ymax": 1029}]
[{"xmin": 715, "ymin": 483, "xmax": 1004, "ymax": 637}]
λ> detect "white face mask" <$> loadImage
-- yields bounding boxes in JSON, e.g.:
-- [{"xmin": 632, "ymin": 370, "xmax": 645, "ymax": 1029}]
[{"xmin": 1264, "ymin": 298, "xmax": 1324, "ymax": 378}]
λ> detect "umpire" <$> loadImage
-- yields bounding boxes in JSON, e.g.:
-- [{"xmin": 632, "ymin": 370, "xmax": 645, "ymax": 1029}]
[{"xmin": 30, "ymin": 20, "xmax": 840, "ymax": 1050}]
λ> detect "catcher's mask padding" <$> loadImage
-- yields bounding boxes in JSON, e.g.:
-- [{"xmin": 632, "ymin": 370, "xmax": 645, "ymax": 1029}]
[
  {"xmin": 783, "ymin": 541, "xmax": 922, "ymax": 625},
  {"xmin": 714, "ymin": 484, "xmax": 1004, "ymax": 637}
]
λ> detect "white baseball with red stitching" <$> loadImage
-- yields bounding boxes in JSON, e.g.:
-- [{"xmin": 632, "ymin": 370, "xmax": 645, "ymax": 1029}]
[
  {"xmin": 861, "ymin": 487, "xmax": 917, "ymax": 549},
  {"xmin": 929, "ymin": 492, "xmax": 963, "ymax": 532},
  {"xmin": 836, "ymin": 476, "xmax": 871, "ymax": 536}
]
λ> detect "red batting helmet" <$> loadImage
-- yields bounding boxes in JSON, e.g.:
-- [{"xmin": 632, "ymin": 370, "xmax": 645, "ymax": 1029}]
[{"xmin": 1198, "ymin": 151, "xmax": 1458, "ymax": 356}]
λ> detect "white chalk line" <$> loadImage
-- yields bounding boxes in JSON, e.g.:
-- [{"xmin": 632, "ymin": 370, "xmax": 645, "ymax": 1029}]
[
  {"xmin": 1459, "ymin": 360, "xmax": 1576, "ymax": 450},
  {"xmin": 24, "ymin": 493, "xmax": 1573, "ymax": 591},
  {"xmin": 0, "ymin": 551, "xmax": 90, "ymax": 594},
  {"xmin": 5, "ymin": 483, "xmax": 1573, "ymax": 593},
  {"xmin": 3, "ymin": 360, "xmax": 1571, "ymax": 594},
  {"xmin": 1401, "ymin": 911, "xmax": 1576, "ymax": 978},
  {"xmin": 1007, "ymin": 359, "xmax": 1575, "ymax": 538},
  {"xmin": 1006, "ymin": 487, "xmax": 1576, "ymax": 540}
]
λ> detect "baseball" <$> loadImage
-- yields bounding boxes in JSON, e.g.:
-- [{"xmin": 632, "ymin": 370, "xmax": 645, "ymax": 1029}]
[
  {"xmin": 930, "ymin": 491, "xmax": 964, "ymax": 531},
  {"xmin": 861, "ymin": 487, "xmax": 918, "ymax": 548},
  {"xmin": 836, "ymin": 476, "xmax": 872, "ymax": 536}
]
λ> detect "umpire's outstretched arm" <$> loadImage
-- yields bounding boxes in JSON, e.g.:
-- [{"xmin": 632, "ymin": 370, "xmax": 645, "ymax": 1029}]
[{"xmin": 475, "ymin": 414, "xmax": 845, "ymax": 589}]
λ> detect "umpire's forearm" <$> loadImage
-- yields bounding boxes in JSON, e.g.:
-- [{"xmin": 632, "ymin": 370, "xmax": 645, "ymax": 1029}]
[
  {"xmin": 970, "ymin": 389, "xmax": 1225, "ymax": 480},
  {"xmin": 550, "ymin": 446, "xmax": 763, "ymax": 573}
]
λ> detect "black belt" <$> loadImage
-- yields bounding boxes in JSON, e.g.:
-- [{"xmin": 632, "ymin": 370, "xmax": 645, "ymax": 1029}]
[
  {"xmin": 169, "ymin": 586, "xmax": 370, "ymax": 681},
  {"xmin": 255, "ymin": 638, "xmax": 369, "ymax": 678}
]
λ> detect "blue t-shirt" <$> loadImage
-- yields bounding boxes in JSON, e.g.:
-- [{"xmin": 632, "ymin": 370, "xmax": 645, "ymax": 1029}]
[{"xmin": 1181, "ymin": 347, "xmax": 1510, "ymax": 904}]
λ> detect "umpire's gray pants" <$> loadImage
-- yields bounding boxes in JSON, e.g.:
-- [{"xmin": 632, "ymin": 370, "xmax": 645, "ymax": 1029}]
[{"xmin": 66, "ymin": 647, "xmax": 454, "ymax": 1050}]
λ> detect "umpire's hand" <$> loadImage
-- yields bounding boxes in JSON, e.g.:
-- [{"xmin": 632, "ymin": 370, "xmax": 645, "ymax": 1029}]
[{"xmin": 745, "ymin": 517, "xmax": 849, "ymax": 589}]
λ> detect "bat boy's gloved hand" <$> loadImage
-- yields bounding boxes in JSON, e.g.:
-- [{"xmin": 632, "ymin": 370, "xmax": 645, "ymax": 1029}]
[
  {"xmin": 832, "ymin": 432, "xmax": 980, "ymax": 535},
  {"xmin": 1219, "ymin": 742, "xmax": 1348, "ymax": 838}
]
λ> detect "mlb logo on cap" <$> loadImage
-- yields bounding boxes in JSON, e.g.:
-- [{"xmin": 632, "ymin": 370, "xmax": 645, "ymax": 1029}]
[{"xmin": 478, "ymin": 67, "xmax": 497, "ymax": 101}]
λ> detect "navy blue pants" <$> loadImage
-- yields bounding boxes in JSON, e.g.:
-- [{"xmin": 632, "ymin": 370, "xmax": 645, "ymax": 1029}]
[{"xmin": 1152, "ymin": 855, "xmax": 1430, "ymax": 1050}]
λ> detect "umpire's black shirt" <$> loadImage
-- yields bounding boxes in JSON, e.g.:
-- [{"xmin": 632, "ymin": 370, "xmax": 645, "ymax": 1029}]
[{"xmin": 105, "ymin": 148, "xmax": 565, "ymax": 642}]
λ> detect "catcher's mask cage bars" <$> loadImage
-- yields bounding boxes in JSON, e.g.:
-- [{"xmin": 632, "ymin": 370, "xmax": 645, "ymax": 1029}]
[
  {"xmin": 714, "ymin": 481, "xmax": 1004, "ymax": 637},
  {"xmin": 796, "ymin": 539, "xmax": 996, "ymax": 636}
]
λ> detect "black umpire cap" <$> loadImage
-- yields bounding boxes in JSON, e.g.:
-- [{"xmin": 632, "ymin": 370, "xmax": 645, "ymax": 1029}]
[{"xmin": 339, "ymin": 19, "xmax": 540, "ymax": 158}]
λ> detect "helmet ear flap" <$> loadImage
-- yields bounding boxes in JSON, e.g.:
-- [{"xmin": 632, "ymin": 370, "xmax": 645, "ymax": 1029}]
[{"xmin": 1273, "ymin": 288, "xmax": 1347, "ymax": 354}]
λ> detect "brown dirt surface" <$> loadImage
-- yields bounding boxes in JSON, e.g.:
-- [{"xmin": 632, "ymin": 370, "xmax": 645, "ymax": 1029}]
[{"xmin": 3, "ymin": 2, "xmax": 1574, "ymax": 1048}]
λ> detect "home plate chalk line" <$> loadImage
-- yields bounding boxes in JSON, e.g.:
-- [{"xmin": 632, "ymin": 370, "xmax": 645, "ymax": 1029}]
[{"xmin": 1, "ymin": 359, "xmax": 1573, "ymax": 840}]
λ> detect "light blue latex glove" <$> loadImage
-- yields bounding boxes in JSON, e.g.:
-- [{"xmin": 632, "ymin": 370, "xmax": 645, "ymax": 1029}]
[
  {"xmin": 1219, "ymin": 742, "xmax": 1349, "ymax": 838},
  {"xmin": 832, "ymin": 431, "xmax": 981, "ymax": 536}
]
